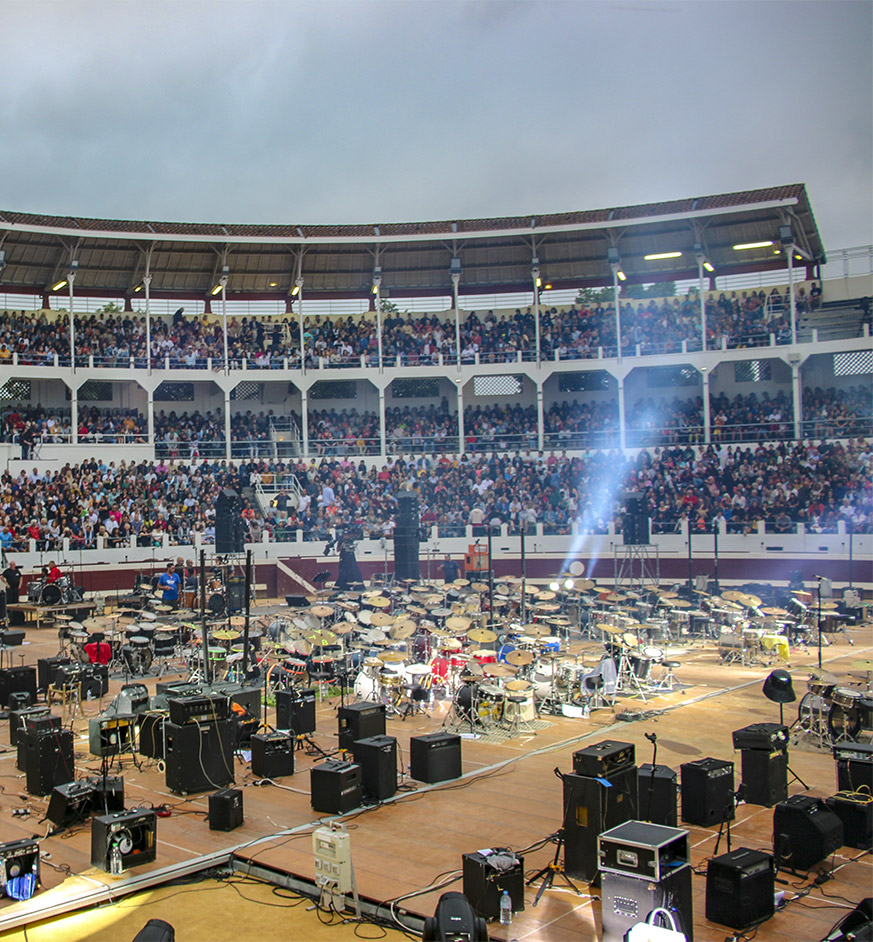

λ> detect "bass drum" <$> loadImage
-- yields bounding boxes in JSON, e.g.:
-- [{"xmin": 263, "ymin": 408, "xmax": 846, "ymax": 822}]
[
  {"xmin": 796, "ymin": 691, "xmax": 829, "ymax": 729},
  {"xmin": 207, "ymin": 592, "xmax": 225, "ymax": 615},
  {"xmin": 40, "ymin": 583, "xmax": 62, "ymax": 606},
  {"xmin": 353, "ymin": 669, "xmax": 381, "ymax": 701}
]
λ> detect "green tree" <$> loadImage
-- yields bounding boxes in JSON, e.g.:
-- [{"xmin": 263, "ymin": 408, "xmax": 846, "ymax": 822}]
[{"xmin": 623, "ymin": 281, "xmax": 677, "ymax": 300}]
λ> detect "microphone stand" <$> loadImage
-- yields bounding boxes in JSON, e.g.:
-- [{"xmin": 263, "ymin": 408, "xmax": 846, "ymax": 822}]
[{"xmin": 645, "ymin": 732, "xmax": 658, "ymax": 823}]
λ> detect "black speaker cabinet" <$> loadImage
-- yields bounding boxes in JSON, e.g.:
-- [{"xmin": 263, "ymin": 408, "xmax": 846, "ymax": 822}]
[
  {"xmin": 351, "ymin": 735, "xmax": 397, "ymax": 800},
  {"xmin": 81, "ymin": 663, "xmax": 109, "ymax": 699},
  {"xmin": 7, "ymin": 691, "xmax": 31, "ymax": 712},
  {"xmin": 706, "ymin": 847, "xmax": 775, "ymax": 930},
  {"xmin": 773, "ymin": 795, "xmax": 844, "ymax": 871},
  {"xmin": 46, "ymin": 780, "xmax": 96, "ymax": 829},
  {"xmin": 164, "ymin": 719, "xmax": 234, "ymax": 795},
  {"xmin": 740, "ymin": 749, "xmax": 788, "ymax": 807},
  {"xmin": 84, "ymin": 775, "xmax": 125, "ymax": 813},
  {"xmin": 276, "ymin": 687, "xmax": 317, "ymax": 735},
  {"xmin": 562, "ymin": 767, "xmax": 638, "ymax": 882},
  {"xmin": 0, "ymin": 666, "xmax": 37, "ymax": 707},
  {"xmin": 37, "ymin": 657, "xmax": 72, "ymax": 692},
  {"xmin": 91, "ymin": 808, "xmax": 157, "ymax": 872},
  {"xmin": 310, "ymin": 760, "xmax": 362, "ymax": 814},
  {"xmin": 9, "ymin": 705, "xmax": 50, "ymax": 747},
  {"xmin": 410, "ymin": 732, "xmax": 462, "ymax": 784},
  {"xmin": 338, "ymin": 701, "xmax": 386, "ymax": 751},
  {"xmin": 462, "ymin": 850, "xmax": 525, "ymax": 921},
  {"xmin": 680, "ymin": 758, "xmax": 735, "ymax": 827},
  {"xmin": 638, "ymin": 763, "xmax": 678, "ymax": 827},
  {"xmin": 601, "ymin": 864, "xmax": 693, "ymax": 941},
  {"xmin": 209, "ymin": 788, "xmax": 244, "ymax": 831},
  {"xmin": 827, "ymin": 792, "xmax": 873, "ymax": 850},
  {"xmin": 251, "ymin": 732, "xmax": 295, "ymax": 779},
  {"xmin": 22, "ymin": 727, "xmax": 74, "ymax": 796}
]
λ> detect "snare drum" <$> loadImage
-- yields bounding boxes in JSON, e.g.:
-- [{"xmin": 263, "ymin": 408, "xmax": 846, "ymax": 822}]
[
  {"xmin": 641, "ymin": 645, "xmax": 664, "ymax": 663},
  {"xmin": 828, "ymin": 691, "xmax": 862, "ymax": 740},
  {"xmin": 380, "ymin": 668, "xmax": 402, "ymax": 688},
  {"xmin": 282, "ymin": 657, "xmax": 307, "ymax": 680},
  {"xmin": 808, "ymin": 675, "xmax": 835, "ymax": 699},
  {"xmin": 539, "ymin": 636, "xmax": 561, "ymax": 654},
  {"xmin": 471, "ymin": 649, "xmax": 497, "ymax": 668},
  {"xmin": 558, "ymin": 661, "xmax": 587, "ymax": 688},
  {"xmin": 832, "ymin": 687, "xmax": 862, "ymax": 710}
]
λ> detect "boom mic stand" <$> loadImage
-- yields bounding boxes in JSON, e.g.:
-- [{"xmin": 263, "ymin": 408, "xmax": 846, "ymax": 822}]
[{"xmin": 645, "ymin": 731, "xmax": 658, "ymax": 823}]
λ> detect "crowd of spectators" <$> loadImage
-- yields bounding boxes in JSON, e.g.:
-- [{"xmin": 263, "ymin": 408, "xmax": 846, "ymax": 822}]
[
  {"xmin": 385, "ymin": 402, "xmax": 457, "ymax": 453},
  {"xmin": 802, "ymin": 384, "xmax": 872, "ymax": 439},
  {"xmin": 0, "ymin": 281, "xmax": 833, "ymax": 372},
  {"xmin": 308, "ymin": 409, "xmax": 381, "ymax": 455},
  {"xmin": 545, "ymin": 400, "xmax": 619, "ymax": 449},
  {"xmin": 0, "ymin": 436, "xmax": 868, "ymax": 556},
  {"xmin": 77, "ymin": 407, "xmax": 147, "ymax": 443},
  {"xmin": 710, "ymin": 390, "xmax": 794, "ymax": 443},
  {"xmin": 463, "ymin": 403, "xmax": 538, "ymax": 452},
  {"xmin": 626, "ymin": 396, "xmax": 704, "ymax": 447}
]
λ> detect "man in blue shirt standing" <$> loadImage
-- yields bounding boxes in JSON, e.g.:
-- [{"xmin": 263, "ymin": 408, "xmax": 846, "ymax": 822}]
[{"xmin": 157, "ymin": 562, "xmax": 182, "ymax": 608}]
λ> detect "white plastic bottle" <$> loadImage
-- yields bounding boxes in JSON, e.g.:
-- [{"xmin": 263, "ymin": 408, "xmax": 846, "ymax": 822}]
[{"xmin": 499, "ymin": 889, "xmax": 512, "ymax": 926}]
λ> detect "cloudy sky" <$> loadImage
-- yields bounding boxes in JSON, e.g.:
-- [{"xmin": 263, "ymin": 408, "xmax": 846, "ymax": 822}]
[{"xmin": 1, "ymin": 1, "xmax": 870, "ymax": 250}]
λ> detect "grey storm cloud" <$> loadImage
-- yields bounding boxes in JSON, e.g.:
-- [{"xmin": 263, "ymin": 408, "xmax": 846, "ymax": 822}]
[{"xmin": 0, "ymin": 0, "xmax": 870, "ymax": 250}]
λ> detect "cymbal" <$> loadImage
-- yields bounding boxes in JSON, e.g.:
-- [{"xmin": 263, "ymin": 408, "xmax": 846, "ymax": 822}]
[
  {"xmin": 667, "ymin": 599, "xmax": 691, "ymax": 608},
  {"xmin": 155, "ymin": 604, "xmax": 173, "ymax": 612},
  {"xmin": 390, "ymin": 623, "xmax": 416, "ymax": 641},
  {"xmin": 534, "ymin": 602, "xmax": 561, "ymax": 613},
  {"xmin": 523, "ymin": 585, "xmax": 540, "ymax": 595},
  {"xmin": 306, "ymin": 629, "xmax": 336, "ymax": 645},
  {"xmin": 471, "ymin": 582, "xmax": 490, "ymax": 593},
  {"xmin": 367, "ymin": 596, "xmax": 391, "ymax": 608},
  {"xmin": 537, "ymin": 590, "xmax": 557, "ymax": 601},
  {"xmin": 659, "ymin": 592, "xmax": 679, "ymax": 600},
  {"xmin": 575, "ymin": 579, "xmax": 595, "ymax": 591},
  {"xmin": 809, "ymin": 669, "xmax": 839, "ymax": 683},
  {"xmin": 762, "ymin": 607, "xmax": 788, "ymax": 616},
  {"xmin": 548, "ymin": 616, "xmax": 571, "ymax": 626},
  {"xmin": 483, "ymin": 663, "xmax": 517, "ymax": 678},
  {"xmin": 431, "ymin": 607, "xmax": 453, "ymax": 618},
  {"xmin": 740, "ymin": 593, "xmax": 762, "ymax": 607},
  {"xmin": 505, "ymin": 650, "xmax": 534, "ymax": 666},
  {"xmin": 852, "ymin": 660, "xmax": 873, "ymax": 670},
  {"xmin": 438, "ymin": 638, "xmax": 463, "ymax": 651},
  {"xmin": 522, "ymin": 623, "xmax": 550, "ymax": 638},
  {"xmin": 446, "ymin": 615, "xmax": 472, "ymax": 632},
  {"xmin": 468, "ymin": 628, "xmax": 497, "ymax": 644},
  {"xmin": 369, "ymin": 612, "xmax": 394, "ymax": 627},
  {"xmin": 310, "ymin": 604, "xmax": 334, "ymax": 617},
  {"xmin": 693, "ymin": 588, "xmax": 710, "ymax": 596},
  {"xmin": 83, "ymin": 617, "xmax": 111, "ymax": 630},
  {"xmin": 506, "ymin": 678, "xmax": 532, "ymax": 691},
  {"xmin": 333, "ymin": 621, "xmax": 358, "ymax": 635},
  {"xmin": 819, "ymin": 601, "xmax": 839, "ymax": 611},
  {"xmin": 598, "ymin": 623, "xmax": 625, "ymax": 635},
  {"xmin": 606, "ymin": 593, "xmax": 627, "ymax": 602},
  {"xmin": 622, "ymin": 632, "xmax": 639, "ymax": 648},
  {"xmin": 212, "ymin": 630, "xmax": 236, "ymax": 641},
  {"xmin": 378, "ymin": 651, "xmax": 406, "ymax": 664},
  {"xmin": 406, "ymin": 604, "xmax": 427, "ymax": 616},
  {"xmin": 453, "ymin": 578, "xmax": 471, "ymax": 586}
]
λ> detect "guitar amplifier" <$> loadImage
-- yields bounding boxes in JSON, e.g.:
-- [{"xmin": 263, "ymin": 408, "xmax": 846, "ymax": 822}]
[
  {"xmin": 706, "ymin": 847, "xmax": 775, "ymax": 930},
  {"xmin": 410, "ymin": 732, "xmax": 461, "ymax": 783},
  {"xmin": 208, "ymin": 788, "xmax": 243, "ymax": 831},
  {"xmin": 83, "ymin": 775, "xmax": 125, "ymax": 813},
  {"xmin": 276, "ymin": 688, "xmax": 317, "ymax": 735},
  {"xmin": 164, "ymin": 719, "xmax": 234, "ymax": 794},
  {"xmin": 573, "ymin": 740, "xmax": 636, "ymax": 778},
  {"xmin": 739, "ymin": 749, "xmax": 787, "ymax": 807},
  {"xmin": 680, "ymin": 758, "xmax": 735, "ymax": 827},
  {"xmin": 337, "ymin": 701, "xmax": 385, "ymax": 751},
  {"xmin": 826, "ymin": 792, "xmax": 873, "ymax": 850},
  {"xmin": 138, "ymin": 713, "xmax": 167, "ymax": 759},
  {"xmin": 462, "ymin": 850, "xmax": 525, "ymax": 921},
  {"xmin": 0, "ymin": 667, "xmax": 37, "ymax": 707},
  {"xmin": 9, "ymin": 705, "xmax": 51, "ymax": 747},
  {"xmin": 833, "ymin": 742, "xmax": 873, "ymax": 793},
  {"xmin": 773, "ymin": 795, "xmax": 844, "ymax": 871},
  {"xmin": 37, "ymin": 657, "xmax": 72, "ymax": 692},
  {"xmin": 251, "ymin": 732, "xmax": 295, "ymax": 779},
  {"xmin": 0, "ymin": 839, "xmax": 40, "ymax": 899},
  {"xmin": 732, "ymin": 723, "xmax": 789, "ymax": 752},
  {"xmin": 168, "ymin": 694, "xmax": 230, "ymax": 726},
  {"xmin": 91, "ymin": 808, "xmax": 157, "ymax": 872},
  {"xmin": 46, "ymin": 780, "xmax": 96, "ymax": 829},
  {"xmin": 638, "ymin": 764, "xmax": 678, "ymax": 827},
  {"xmin": 351, "ymin": 735, "xmax": 397, "ymax": 800},
  {"xmin": 310, "ymin": 760, "xmax": 362, "ymax": 814}
]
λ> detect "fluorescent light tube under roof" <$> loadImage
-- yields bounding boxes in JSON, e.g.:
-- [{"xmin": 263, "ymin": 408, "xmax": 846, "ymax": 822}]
[
  {"xmin": 210, "ymin": 284, "xmax": 223, "ymax": 296},
  {"xmin": 52, "ymin": 279, "xmax": 67, "ymax": 291},
  {"xmin": 643, "ymin": 251, "xmax": 682, "ymax": 260},
  {"xmin": 733, "ymin": 241, "xmax": 774, "ymax": 250},
  {"xmin": 617, "ymin": 271, "xmax": 627, "ymax": 281}
]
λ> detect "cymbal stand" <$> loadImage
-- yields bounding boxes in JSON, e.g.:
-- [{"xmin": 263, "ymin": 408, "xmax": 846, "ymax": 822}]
[{"xmin": 616, "ymin": 646, "xmax": 648, "ymax": 702}]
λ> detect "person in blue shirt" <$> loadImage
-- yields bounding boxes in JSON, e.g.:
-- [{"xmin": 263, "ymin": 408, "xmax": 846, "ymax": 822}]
[{"xmin": 157, "ymin": 562, "xmax": 182, "ymax": 608}]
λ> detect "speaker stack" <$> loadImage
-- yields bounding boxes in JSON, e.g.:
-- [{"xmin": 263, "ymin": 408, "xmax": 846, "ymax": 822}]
[
  {"xmin": 563, "ymin": 741, "xmax": 638, "ymax": 883},
  {"xmin": 393, "ymin": 492, "xmax": 421, "ymax": 582},
  {"xmin": 215, "ymin": 487, "xmax": 245, "ymax": 555},
  {"xmin": 622, "ymin": 491, "xmax": 649, "ymax": 546},
  {"xmin": 598, "ymin": 821, "xmax": 694, "ymax": 940},
  {"xmin": 732, "ymin": 723, "xmax": 789, "ymax": 807},
  {"xmin": 22, "ymin": 727, "xmax": 74, "ymax": 796},
  {"xmin": 164, "ymin": 719, "xmax": 235, "ymax": 794},
  {"xmin": 638, "ymin": 763, "xmax": 678, "ymax": 827}
]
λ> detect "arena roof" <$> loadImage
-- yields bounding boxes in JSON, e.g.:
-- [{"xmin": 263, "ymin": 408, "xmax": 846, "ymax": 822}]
[{"xmin": 0, "ymin": 184, "xmax": 824, "ymax": 302}]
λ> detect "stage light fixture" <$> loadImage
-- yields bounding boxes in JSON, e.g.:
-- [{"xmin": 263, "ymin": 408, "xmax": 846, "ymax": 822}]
[
  {"xmin": 549, "ymin": 581, "xmax": 560, "ymax": 592},
  {"xmin": 732, "ymin": 241, "xmax": 773, "ymax": 251},
  {"xmin": 564, "ymin": 579, "xmax": 574, "ymax": 590}
]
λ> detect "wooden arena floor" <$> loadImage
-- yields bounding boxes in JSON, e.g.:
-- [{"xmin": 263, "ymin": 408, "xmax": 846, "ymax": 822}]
[{"xmin": 0, "ymin": 607, "xmax": 870, "ymax": 942}]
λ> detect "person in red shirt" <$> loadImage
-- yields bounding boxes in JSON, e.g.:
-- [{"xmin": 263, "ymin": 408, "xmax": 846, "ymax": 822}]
[{"xmin": 45, "ymin": 561, "xmax": 63, "ymax": 583}]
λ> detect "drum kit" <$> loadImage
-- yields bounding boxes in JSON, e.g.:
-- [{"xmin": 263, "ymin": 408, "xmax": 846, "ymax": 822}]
[
  {"xmin": 795, "ymin": 661, "xmax": 873, "ymax": 746},
  {"xmin": 27, "ymin": 576, "xmax": 84, "ymax": 607}
]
